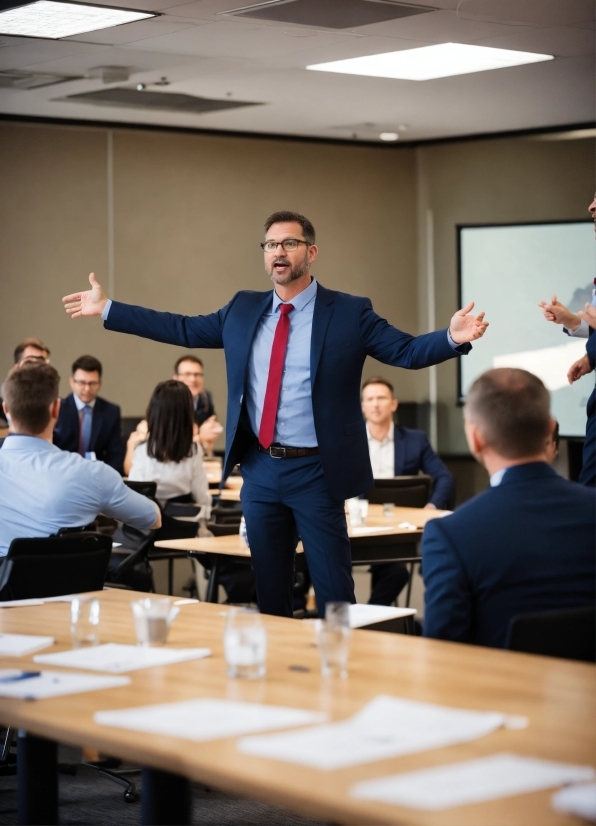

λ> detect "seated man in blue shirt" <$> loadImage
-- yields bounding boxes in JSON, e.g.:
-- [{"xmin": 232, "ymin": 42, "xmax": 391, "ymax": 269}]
[
  {"xmin": 361, "ymin": 376, "xmax": 454, "ymax": 605},
  {"xmin": 422, "ymin": 367, "xmax": 595, "ymax": 649},
  {"xmin": 0, "ymin": 362, "xmax": 160, "ymax": 558}
]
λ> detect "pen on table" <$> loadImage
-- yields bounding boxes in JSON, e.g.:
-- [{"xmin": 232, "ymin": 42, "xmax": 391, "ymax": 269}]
[{"xmin": 0, "ymin": 672, "xmax": 41, "ymax": 683}]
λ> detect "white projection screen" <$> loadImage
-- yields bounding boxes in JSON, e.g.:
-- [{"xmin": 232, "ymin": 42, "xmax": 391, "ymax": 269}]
[{"xmin": 458, "ymin": 221, "xmax": 594, "ymax": 437}]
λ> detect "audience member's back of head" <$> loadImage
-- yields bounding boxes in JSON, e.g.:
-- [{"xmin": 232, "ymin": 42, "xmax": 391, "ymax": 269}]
[
  {"xmin": 465, "ymin": 368, "xmax": 551, "ymax": 460},
  {"xmin": 146, "ymin": 380, "xmax": 195, "ymax": 464},
  {"xmin": 3, "ymin": 362, "xmax": 60, "ymax": 436}
]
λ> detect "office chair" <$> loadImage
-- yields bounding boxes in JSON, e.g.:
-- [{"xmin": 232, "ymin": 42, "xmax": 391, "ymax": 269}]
[
  {"xmin": 365, "ymin": 475, "xmax": 433, "ymax": 507},
  {"xmin": 507, "ymin": 606, "xmax": 596, "ymax": 663},
  {"xmin": 123, "ymin": 479, "xmax": 157, "ymax": 499}
]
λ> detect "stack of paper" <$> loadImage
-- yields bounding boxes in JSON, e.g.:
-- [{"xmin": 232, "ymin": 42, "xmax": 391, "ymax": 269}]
[
  {"xmin": 0, "ymin": 634, "xmax": 54, "ymax": 656},
  {"xmin": 34, "ymin": 643, "xmax": 211, "ymax": 673},
  {"xmin": 348, "ymin": 604, "xmax": 415, "ymax": 628},
  {"xmin": 238, "ymin": 695, "xmax": 519, "ymax": 769},
  {"xmin": 351, "ymin": 754, "xmax": 596, "ymax": 810},
  {"xmin": 0, "ymin": 669, "xmax": 129, "ymax": 699},
  {"xmin": 96, "ymin": 699, "xmax": 326, "ymax": 741}
]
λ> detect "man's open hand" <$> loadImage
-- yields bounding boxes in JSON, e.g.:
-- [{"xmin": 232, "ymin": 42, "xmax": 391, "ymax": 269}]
[
  {"xmin": 62, "ymin": 273, "xmax": 108, "ymax": 319},
  {"xmin": 449, "ymin": 302, "xmax": 489, "ymax": 344},
  {"xmin": 538, "ymin": 295, "xmax": 580, "ymax": 331},
  {"xmin": 578, "ymin": 303, "xmax": 596, "ymax": 330},
  {"xmin": 568, "ymin": 354, "xmax": 593, "ymax": 384}
]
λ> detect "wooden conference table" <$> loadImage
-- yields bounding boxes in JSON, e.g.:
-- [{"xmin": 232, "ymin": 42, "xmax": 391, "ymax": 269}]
[
  {"xmin": 0, "ymin": 588, "xmax": 593, "ymax": 826},
  {"xmin": 156, "ymin": 504, "xmax": 444, "ymax": 603}
]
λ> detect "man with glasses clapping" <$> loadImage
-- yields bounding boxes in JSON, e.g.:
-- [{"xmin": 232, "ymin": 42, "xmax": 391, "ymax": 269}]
[{"xmin": 53, "ymin": 354, "xmax": 125, "ymax": 474}]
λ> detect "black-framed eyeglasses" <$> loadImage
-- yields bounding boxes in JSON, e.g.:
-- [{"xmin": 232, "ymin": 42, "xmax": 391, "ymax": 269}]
[{"xmin": 260, "ymin": 238, "xmax": 310, "ymax": 253}]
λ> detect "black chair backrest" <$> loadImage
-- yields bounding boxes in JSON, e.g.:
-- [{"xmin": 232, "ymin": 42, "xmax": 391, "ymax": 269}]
[
  {"xmin": 507, "ymin": 606, "xmax": 596, "ymax": 663},
  {"xmin": 207, "ymin": 523, "xmax": 241, "ymax": 537},
  {"xmin": 154, "ymin": 513, "xmax": 198, "ymax": 542},
  {"xmin": 365, "ymin": 475, "xmax": 432, "ymax": 507},
  {"xmin": 0, "ymin": 533, "xmax": 112, "ymax": 601},
  {"xmin": 124, "ymin": 479, "xmax": 157, "ymax": 499}
]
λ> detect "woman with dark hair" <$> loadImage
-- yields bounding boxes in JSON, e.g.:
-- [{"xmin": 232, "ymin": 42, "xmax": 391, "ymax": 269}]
[{"xmin": 127, "ymin": 380, "xmax": 211, "ymax": 515}]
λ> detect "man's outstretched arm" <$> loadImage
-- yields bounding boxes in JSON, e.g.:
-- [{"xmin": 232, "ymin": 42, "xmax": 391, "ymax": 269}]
[{"xmin": 63, "ymin": 273, "xmax": 226, "ymax": 349}]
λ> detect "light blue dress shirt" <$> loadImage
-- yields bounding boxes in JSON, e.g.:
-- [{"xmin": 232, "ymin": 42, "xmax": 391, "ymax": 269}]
[
  {"xmin": 564, "ymin": 293, "xmax": 596, "ymax": 338},
  {"xmin": 102, "ymin": 283, "xmax": 461, "ymax": 448},
  {"xmin": 0, "ymin": 435, "xmax": 158, "ymax": 557}
]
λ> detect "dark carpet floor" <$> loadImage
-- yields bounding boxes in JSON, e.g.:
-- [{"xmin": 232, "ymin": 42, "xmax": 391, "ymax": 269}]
[{"xmin": 0, "ymin": 746, "xmax": 328, "ymax": 826}]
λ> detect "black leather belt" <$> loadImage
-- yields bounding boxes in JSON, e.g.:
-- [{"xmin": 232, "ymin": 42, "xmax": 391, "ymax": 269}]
[{"xmin": 257, "ymin": 443, "xmax": 319, "ymax": 459}]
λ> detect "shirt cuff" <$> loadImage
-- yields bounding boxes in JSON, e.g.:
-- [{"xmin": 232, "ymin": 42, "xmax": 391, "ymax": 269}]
[
  {"xmin": 563, "ymin": 318, "xmax": 589, "ymax": 338},
  {"xmin": 101, "ymin": 299, "xmax": 112, "ymax": 321},
  {"xmin": 447, "ymin": 328, "xmax": 460, "ymax": 350}
]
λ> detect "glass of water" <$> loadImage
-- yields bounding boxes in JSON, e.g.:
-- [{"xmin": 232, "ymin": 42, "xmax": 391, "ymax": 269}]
[
  {"xmin": 71, "ymin": 597, "xmax": 100, "ymax": 648},
  {"xmin": 223, "ymin": 607, "xmax": 267, "ymax": 679},
  {"xmin": 319, "ymin": 601, "xmax": 351, "ymax": 678},
  {"xmin": 382, "ymin": 502, "xmax": 395, "ymax": 518}
]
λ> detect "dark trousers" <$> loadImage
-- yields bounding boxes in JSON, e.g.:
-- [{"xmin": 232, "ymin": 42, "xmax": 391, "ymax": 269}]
[
  {"xmin": 369, "ymin": 563, "xmax": 410, "ymax": 606},
  {"xmin": 240, "ymin": 445, "xmax": 355, "ymax": 617},
  {"xmin": 579, "ymin": 393, "xmax": 595, "ymax": 486}
]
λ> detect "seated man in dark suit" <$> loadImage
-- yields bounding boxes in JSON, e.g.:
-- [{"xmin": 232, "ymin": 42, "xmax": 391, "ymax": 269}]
[
  {"xmin": 53, "ymin": 355, "xmax": 125, "ymax": 474},
  {"xmin": 422, "ymin": 367, "xmax": 595, "ymax": 649},
  {"xmin": 173, "ymin": 355, "xmax": 223, "ymax": 456},
  {"xmin": 361, "ymin": 376, "xmax": 454, "ymax": 605}
]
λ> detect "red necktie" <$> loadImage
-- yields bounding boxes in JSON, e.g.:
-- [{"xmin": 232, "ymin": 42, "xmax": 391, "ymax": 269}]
[{"xmin": 259, "ymin": 303, "xmax": 294, "ymax": 449}]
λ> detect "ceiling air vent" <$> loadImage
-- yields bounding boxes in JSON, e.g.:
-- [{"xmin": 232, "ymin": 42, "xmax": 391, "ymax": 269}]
[
  {"xmin": 57, "ymin": 88, "xmax": 263, "ymax": 115},
  {"xmin": 221, "ymin": 0, "xmax": 436, "ymax": 29}
]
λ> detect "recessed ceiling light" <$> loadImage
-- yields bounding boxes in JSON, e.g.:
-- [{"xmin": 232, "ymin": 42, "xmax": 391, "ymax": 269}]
[
  {"xmin": 379, "ymin": 132, "xmax": 399, "ymax": 141},
  {"xmin": 0, "ymin": 1, "xmax": 155, "ymax": 40},
  {"xmin": 307, "ymin": 43, "xmax": 554, "ymax": 82}
]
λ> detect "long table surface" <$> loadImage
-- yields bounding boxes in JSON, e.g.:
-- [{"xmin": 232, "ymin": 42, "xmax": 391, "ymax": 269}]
[
  {"xmin": 0, "ymin": 588, "xmax": 593, "ymax": 825},
  {"xmin": 156, "ymin": 504, "xmax": 446, "ymax": 556}
]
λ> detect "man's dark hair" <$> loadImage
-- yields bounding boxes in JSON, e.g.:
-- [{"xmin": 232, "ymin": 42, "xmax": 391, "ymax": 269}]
[
  {"xmin": 465, "ymin": 368, "xmax": 551, "ymax": 458},
  {"xmin": 146, "ymin": 380, "xmax": 195, "ymax": 464},
  {"xmin": 72, "ymin": 355, "xmax": 102, "ymax": 378},
  {"xmin": 3, "ymin": 363, "xmax": 60, "ymax": 434},
  {"xmin": 361, "ymin": 376, "xmax": 395, "ymax": 397},
  {"xmin": 174, "ymin": 355, "xmax": 203, "ymax": 374},
  {"xmin": 13, "ymin": 337, "xmax": 50, "ymax": 364},
  {"xmin": 264, "ymin": 212, "xmax": 316, "ymax": 245}
]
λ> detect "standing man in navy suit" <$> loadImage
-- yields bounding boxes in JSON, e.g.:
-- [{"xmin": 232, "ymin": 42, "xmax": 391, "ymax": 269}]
[
  {"xmin": 422, "ymin": 368, "xmax": 595, "ymax": 649},
  {"xmin": 53, "ymin": 355, "xmax": 125, "ymax": 475},
  {"xmin": 62, "ymin": 211, "xmax": 488, "ymax": 617},
  {"xmin": 361, "ymin": 375, "xmax": 454, "ymax": 605}
]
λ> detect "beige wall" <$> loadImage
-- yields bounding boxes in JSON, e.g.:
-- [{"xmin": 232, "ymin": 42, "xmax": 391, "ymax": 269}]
[
  {"xmin": 0, "ymin": 121, "xmax": 418, "ymax": 445},
  {"xmin": 0, "ymin": 121, "xmax": 593, "ymax": 456}
]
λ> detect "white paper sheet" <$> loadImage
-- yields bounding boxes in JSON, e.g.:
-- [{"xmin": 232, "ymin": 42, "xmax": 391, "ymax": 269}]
[
  {"xmin": 552, "ymin": 781, "xmax": 596, "ymax": 821},
  {"xmin": 0, "ymin": 595, "xmax": 78, "ymax": 608},
  {"xmin": 95, "ymin": 698, "xmax": 326, "ymax": 742},
  {"xmin": 350, "ymin": 526, "xmax": 395, "ymax": 535},
  {"xmin": 0, "ymin": 633, "xmax": 54, "ymax": 656},
  {"xmin": 348, "ymin": 605, "xmax": 416, "ymax": 628},
  {"xmin": 34, "ymin": 643, "xmax": 211, "ymax": 673},
  {"xmin": 238, "ymin": 695, "xmax": 513, "ymax": 770},
  {"xmin": 0, "ymin": 669, "xmax": 129, "ymax": 699},
  {"xmin": 351, "ymin": 754, "xmax": 596, "ymax": 810}
]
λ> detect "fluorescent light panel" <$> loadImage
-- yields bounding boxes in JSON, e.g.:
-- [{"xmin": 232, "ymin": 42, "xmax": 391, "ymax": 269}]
[
  {"xmin": 307, "ymin": 43, "xmax": 554, "ymax": 82},
  {"xmin": 0, "ymin": 1, "xmax": 154, "ymax": 39}
]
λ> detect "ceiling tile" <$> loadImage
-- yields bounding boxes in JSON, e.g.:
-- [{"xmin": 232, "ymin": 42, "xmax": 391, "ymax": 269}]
[{"xmin": 479, "ymin": 25, "xmax": 596, "ymax": 56}]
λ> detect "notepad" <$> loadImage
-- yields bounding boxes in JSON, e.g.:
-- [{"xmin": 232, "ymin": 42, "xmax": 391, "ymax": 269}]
[
  {"xmin": 348, "ymin": 604, "xmax": 416, "ymax": 628},
  {"xmin": 34, "ymin": 643, "xmax": 212, "ymax": 673},
  {"xmin": 0, "ymin": 633, "xmax": 54, "ymax": 656},
  {"xmin": 95, "ymin": 698, "xmax": 326, "ymax": 742},
  {"xmin": 351, "ymin": 754, "xmax": 596, "ymax": 810},
  {"xmin": 238, "ymin": 696, "xmax": 522, "ymax": 770},
  {"xmin": 0, "ymin": 669, "xmax": 129, "ymax": 700}
]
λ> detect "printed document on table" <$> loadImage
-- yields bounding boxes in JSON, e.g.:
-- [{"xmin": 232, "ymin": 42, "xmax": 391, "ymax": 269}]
[
  {"xmin": 351, "ymin": 754, "xmax": 596, "ymax": 810},
  {"xmin": 35, "ymin": 643, "xmax": 212, "ymax": 673},
  {"xmin": 0, "ymin": 669, "xmax": 129, "ymax": 699},
  {"xmin": 238, "ymin": 695, "xmax": 520, "ymax": 770},
  {"xmin": 0, "ymin": 634, "xmax": 54, "ymax": 656},
  {"xmin": 96, "ymin": 698, "xmax": 326, "ymax": 741},
  {"xmin": 349, "ymin": 605, "xmax": 415, "ymax": 628},
  {"xmin": 552, "ymin": 781, "xmax": 596, "ymax": 821}
]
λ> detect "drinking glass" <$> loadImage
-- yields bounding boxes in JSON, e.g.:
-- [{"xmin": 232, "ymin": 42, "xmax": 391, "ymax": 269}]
[
  {"xmin": 346, "ymin": 498, "xmax": 363, "ymax": 527},
  {"xmin": 70, "ymin": 597, "xmax": 100, "ymax": 648},
  {"xmin": 359, "ymin": 499, "xmax": 369, "ymax": 520},
  {"xmin": 383, "ymin": 502, "xmax": 395, "ymax": 518},
  {"xmin": 131, "ymin": 597, "xmax": 178, "ymax": 647},
  {"xmin": 319, "ymin": 601, "xmax": 351, "ymax": 678},
  {"xmin": 223, "ymin": 607, "xmax": 267, "ymax": 679}
]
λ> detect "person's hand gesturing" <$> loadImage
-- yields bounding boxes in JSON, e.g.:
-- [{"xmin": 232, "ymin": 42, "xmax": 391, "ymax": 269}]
[
  {"xmin": 449, "ymin": 302, "xmax": 489, "ymax": 344},
  {"xmin": 62, "ymin": 273, "xmax": 108, "ymax": 318}
]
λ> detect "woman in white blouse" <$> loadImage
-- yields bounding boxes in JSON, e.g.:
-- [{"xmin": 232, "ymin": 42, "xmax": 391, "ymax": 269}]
[{"xmin": 127, "ymin": 380, "xmax": 211, "ymax": 517}]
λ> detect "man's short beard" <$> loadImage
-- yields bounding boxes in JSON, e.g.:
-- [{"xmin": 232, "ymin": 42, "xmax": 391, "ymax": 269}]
[{"xmin": 267, "ymin": 252, "xmax": 310, "ymax": 285}]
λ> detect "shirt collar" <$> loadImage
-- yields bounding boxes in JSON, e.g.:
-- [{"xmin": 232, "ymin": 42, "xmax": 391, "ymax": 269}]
[
  {"xmin": 272, "ymin": 277, "xmax": 317, "ymax": 314},
  {"xmin": 366, "ymin": 422, "xmax": 394, "ymax": 446},
  {"xmin": 490, "ymin": 467, "xmax": 509, "ymax": 487},
  {"xmin": 73, "ymin": 394, "xmax": 96, "ymax": 411},
  {"xmin": 1, "ymin": 433, "xmax": 55, "ymax": 451}
]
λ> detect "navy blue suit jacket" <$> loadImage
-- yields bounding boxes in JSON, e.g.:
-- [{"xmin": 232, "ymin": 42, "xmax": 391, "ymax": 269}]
[
  {"xmin": 105, "ymin": 284, "xmax": 470, "ymax": 500},
  {"xmin": 579, "ymin": 331, "xmax": 595, "ymax": 486},
  {"xmin": 393, "ymin": 424, "xmax": 454, "ymax": 508},
  {"xmin": 422, "ymin": 463, "xmax": 596, "ymax": 649},
  {"xmin": 53, "ymin": 394, "xmax": 124, "ymax": 475}
]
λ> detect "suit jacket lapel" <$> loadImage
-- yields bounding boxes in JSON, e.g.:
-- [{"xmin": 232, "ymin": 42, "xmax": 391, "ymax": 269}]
[
  {"xmin": 310, "ymin": 284, "xmax": 335, "ymax": 388},
  {"xmin": 394, "ymin": 425, "xmax": 406, "ymax": 475}
]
